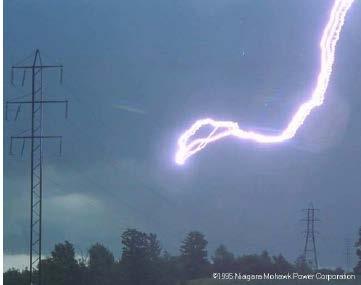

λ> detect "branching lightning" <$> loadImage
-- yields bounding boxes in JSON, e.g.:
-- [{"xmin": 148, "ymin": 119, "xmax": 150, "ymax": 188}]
[{"xmin": 175, "ymin": 0, "xmax": 355, "ymax": 165}]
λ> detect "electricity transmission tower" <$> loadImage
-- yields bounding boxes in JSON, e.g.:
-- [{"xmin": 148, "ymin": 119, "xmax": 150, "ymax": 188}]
[
  {"xmin": 345, "ymin": 238, "xmax": 352, "ymax": 272},
  {"xmin": 7, "ymin": 50, "xmax": 68, "ymax": 285},
  {"xmin": 302, "ymin": 203, "xmax": 319, "ymax": 270}
]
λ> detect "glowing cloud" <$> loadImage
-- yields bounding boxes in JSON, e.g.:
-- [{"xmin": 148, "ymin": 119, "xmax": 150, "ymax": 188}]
[{"xmin": 175, "ymin": 0, "xmax": 355, "ymax": 165}]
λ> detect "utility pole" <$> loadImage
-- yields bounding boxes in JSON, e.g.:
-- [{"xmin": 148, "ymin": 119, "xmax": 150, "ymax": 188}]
[
  {"xmin": 7, "ymin": 50, "xmax": 67, "ymax": 285},
  {"xmin": 301, "ymin": 203, "xmax": 319, "ymax": 270}
]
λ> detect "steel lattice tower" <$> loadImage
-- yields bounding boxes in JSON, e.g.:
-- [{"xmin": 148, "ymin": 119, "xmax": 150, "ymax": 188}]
[
  {"xmin": 345, "ymin": 238, "xmax": 352, "ymax": 272},
  {"xmin": 302, "ymin": 203, "xmax": 319, "ymax": 270},
  {"xmin": 7, "ymin": 50, "xmax": 67, "ymax": 285}
]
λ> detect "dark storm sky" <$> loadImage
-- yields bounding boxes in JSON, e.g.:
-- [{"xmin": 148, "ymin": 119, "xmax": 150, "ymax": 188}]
[{"xmin": 4, "ymin": 0, "xmax": 361, "ymax": 269}]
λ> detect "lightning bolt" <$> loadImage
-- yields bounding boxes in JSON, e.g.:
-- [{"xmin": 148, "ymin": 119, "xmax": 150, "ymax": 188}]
[{"xmin": 175, "ymin": 0, "xmax": 355, "ymax": 165}]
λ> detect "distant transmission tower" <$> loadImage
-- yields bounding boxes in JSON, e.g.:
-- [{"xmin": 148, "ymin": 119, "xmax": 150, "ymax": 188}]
[
  {"xmin": 7, "ymin": 50, "xmax": 68, "ymax": 285},
  {"xmin": 345, "ymin": 238, "xmax": 352, "ymax": 272},
  {"xmin": 302, "ymin": 203, "xmax": 319, "ymax": 270}
]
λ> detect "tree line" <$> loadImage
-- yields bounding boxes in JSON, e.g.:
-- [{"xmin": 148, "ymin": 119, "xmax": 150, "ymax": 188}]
[{"xmin": 4, "ymin": 227, "xmax": 361, "ymax": 285}]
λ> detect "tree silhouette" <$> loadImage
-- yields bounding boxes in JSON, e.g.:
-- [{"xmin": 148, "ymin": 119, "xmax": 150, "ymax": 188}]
[
  {"xmin": 157, "ymin": 251, "xmax": 182, "ymax": 285},
  {"xmin": 5, "ymin": 228, "xmax": 359, "ymax": 285},
  {"xmin": 3, "ymin": 269, "xmax": 29, "ymax": 285},
  {"xmin": 272, "ymin": 254, "xmax": 295, "ymax": 273},
  {"xmin": 41, "ymin": 241, "xmax": 81, "ymax": 285},
  {"xmin": 88, "ymin": 243, "xmax": 115, "ymax": 285},
  {"xmin": 295, "ymin": 255, "xmax": 312, "ymax": 274},
  {"xmin": 180, "ymin": 231, "xmax": 209, "ymax": 279},
  {"xmin": 236, "ymin": 251, "xmax": 274, "ymax": 274},
  {"xmin": 120, "ymin": 229, "xmax": 162, "ymax": 285},
  {"xmin": 212, "ymin": 244, "xmax": 236, "ymax": 273}
]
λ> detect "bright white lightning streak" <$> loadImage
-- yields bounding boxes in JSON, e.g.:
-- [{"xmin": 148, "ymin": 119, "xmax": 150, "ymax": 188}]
[{"xmin": 175, "ymin": 0, "xmax": 355, "ymax": 165}]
